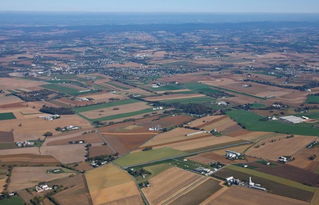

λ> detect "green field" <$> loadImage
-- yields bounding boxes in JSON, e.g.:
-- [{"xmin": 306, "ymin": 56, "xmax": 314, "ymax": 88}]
[
  {"xmin": 114, "ymin": 148, "xmax": 185, "ymax": 167},
  {"xmin": 297, "ymin": 111, "xmax": 319, "ymax": 120},
  {"xmin": 306, "ymin": 95, "xmax": 319, "ymax": 104},
  {"xmin": 88, "ymin": 108, "xmax": 154, "ymax": 122},
  {"xmin": 0, "ymin": 112, "xmax": 16, "ymax": 121},
  {"xmin": 161, "ymin": 96, "xmax": 214, "ymax": 104},
  {"xmin": 0, "ymin": 196, "xmax": 24, "ymax": 205},
  {"xmin": 42, "ymin": 84, "xmax": 96, "ymax": 96},
  {"xmin": 227, "ymin": 165, "xmax": 317, "ymax": 192},
  {"xmin": 74, "ymin": 99, "xmax": 138, "ymax": 113},
  {"xmin": 250, "ymin": 103, "xmax": 267, "ymax": 109},
  {"xmin": 227, "ymin": 109, "xmax": 319, "ymax": 136},
  {"xmin": 151, "ymin": 84, "xmax": 184, "ymax": 91},
  {"xmin": 144, "ymin": 163, "xmax": 172, "ymax": 176}
]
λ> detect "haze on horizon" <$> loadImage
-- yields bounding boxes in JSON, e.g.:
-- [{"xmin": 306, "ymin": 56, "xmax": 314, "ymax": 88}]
[{"xmin": 1, "ymin": 0, "xmax": 319, "ymax": 14}]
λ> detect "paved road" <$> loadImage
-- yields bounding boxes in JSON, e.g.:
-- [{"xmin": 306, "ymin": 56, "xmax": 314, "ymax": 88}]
[{"xmin": 123, "ymin": 141, "xmax": 252, "ymax": 169}]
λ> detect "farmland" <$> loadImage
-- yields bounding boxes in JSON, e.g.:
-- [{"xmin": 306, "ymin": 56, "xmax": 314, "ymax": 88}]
[
  {"xmin": 142, "ymin": 167, "xmax": 220, "ymax": 205},
  {"xmin": 114, "ymin": 148, "xmax": 185, "ymax": 168},
  {"xmin": 85, "ymin": 164, "xmax": 143, "ymax": 205},
  {"xmin": 74, "ymin": 99, "xmax": 139, "ymax": 113},
  {"xmin": 0, "ymin": 112, "xmax": 16, "ymax": 120},
  {"xmin": 227, "ymin": 109, "xmax": 319, "ymax": 136}
]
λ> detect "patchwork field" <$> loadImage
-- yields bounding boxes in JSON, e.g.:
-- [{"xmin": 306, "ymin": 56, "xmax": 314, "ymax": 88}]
[
  {"xmin": 114, "ymin": 148, "xmax": 185, "ymax": 168},
  {"xmin": 8, "ymin": 166, "xmax": 74, "ymax": 192},
  {"xmin": 0, "ymin": 78, "xmax": 45, "ymax": 90},
  {"xmin": 144, "ymin": 93, "xmax": 206, "ymax": 102},
  {"xmin": 142, "ymin": 167, "xmax": 221, "ymax": 205},
  {"xmin": 51, "ymin": 174, "xmax": 92, "ymax": 205},
  {"xmin": 0, "ymin": 114, "xmax": 92, "ymax": 141},
  {"xmin": 202, "ymin": 186, "xmax": 309, "ymax": 205},
  {"xmin": 85, "ymin": 164, "xmax": 143, "ymax": 205},
  {"xmin": 0, "ymin": 154, "xmax": 59, "ymax": 166},
  {"xmin": 246, "ymin": 135, "xmax": 317, "ymax": 160},
  {"xmin": 40, "ymin": 144, "xmax": 87, "ymax": 163},
  {"xmin": 81, "ymin": 101, "xmax": 152, "ymax": 119}
]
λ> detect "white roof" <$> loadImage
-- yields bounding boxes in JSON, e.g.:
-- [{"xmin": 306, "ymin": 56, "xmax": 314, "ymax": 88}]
[{"xmin": 280, "ymin": 115, "xmax": 306, "ymax": 124}]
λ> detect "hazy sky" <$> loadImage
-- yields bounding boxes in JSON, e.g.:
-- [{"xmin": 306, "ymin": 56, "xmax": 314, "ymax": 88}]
[{"xmin": 0, "ymin": 0, "xmax": 318, "ymax": 13}]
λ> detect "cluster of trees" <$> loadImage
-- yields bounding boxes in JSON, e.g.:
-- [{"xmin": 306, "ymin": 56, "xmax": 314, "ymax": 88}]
[
  {"xmin": 244, "ymin": 79, "xmax": 319, "ymax": 91},
  {"xmin": 14, "ymin": 89, "xmax": 60, "ymax": 102},
  {"xmin": 40, "ymin": 106, "xmax": 74, "ymax": 115}
]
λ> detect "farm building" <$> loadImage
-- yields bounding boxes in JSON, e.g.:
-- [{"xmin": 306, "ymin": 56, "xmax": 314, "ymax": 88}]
[{"xmin": 280, "ymin": 116, "xmax": 306, "ymax": 124}]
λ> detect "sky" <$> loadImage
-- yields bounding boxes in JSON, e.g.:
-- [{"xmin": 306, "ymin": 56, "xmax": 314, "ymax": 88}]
[{"xmin": 0, "ymin": 0, "xmax": 319, "ymax": 13}]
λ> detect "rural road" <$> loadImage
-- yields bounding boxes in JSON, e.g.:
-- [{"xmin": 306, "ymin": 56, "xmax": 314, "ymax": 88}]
[{"xmin": 123, "ymin": 141, "xmax": 252, "ymax": 169}]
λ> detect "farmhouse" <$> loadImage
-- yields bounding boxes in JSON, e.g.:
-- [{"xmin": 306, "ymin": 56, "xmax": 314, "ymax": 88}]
[
  {"xmin": 225, "ymin": 150, "xmax": 243, "ymax": 160},
  {"xmin": 280, "ymin": 116, "xmax": 306, "ymax": 124}
]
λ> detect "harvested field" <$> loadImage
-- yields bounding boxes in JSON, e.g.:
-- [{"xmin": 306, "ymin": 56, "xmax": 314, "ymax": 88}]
[
  {"xmin": 154, "ymin": 135, "xmax": 239, "ymax": 151},
  {"xmin": 81, "ymin": 102, "xmax": 151, "ymax": 119},
  {"xmin": 45, "ymin": 131, "xmax": 104, "ymax": 146},
  {"xmin": 0, "ymin": 147, "xmax": 40, "ymax": 155},
  {"xmin": 202, "ymin": 186, "xmax": 308, "ymax": 205},
  {"xmin": 247, "ymin": 135, "xmax": 317, "ymax": 161},
  {"xmin": 8, "ymin": 166, "xmax": 74, "ymax": 192},
  {"xmin": 85, "ymin": 164, "xmax": 143, "ymax": 205},
  {"xmin": 0, "ymin": 154, "xmax": 59, "ymax": 166},
  {"xmin": 81, "ymin": 92, "xmax": 126, "ymax": 103},
  {"xmin": 142, "ymin": 167, "xmax": 212, "ymax": 205},
  {"xmin": 89, "ymin": 145, "xmax": 114, "ymax": 158},
  {"xmin": 249, "ymin": 162, "xmax": 319, "ymax": 187},
  {"xmin": 214, "ymin": 167, "xmax": 315, "ymax": 202},
  {"xmin": 144, "ymin": 93, "xmax": 205, "ymax": 102},
  {"xmin": 40, "ymin": 144, "xmax": 86, "ymax": 164},
  {"xmin": 289, "ymin": 146, "xmax": 319, "ymax": 171},
  {"xmin": 170, "ymin": 179, "xmax": 222, "ymax": 205},
  {"xmin": 0, "ymin": 114, "xmax": 92, "ymax": 141},
  {"xmin": 51, "ymin": 174, "xmax": 91, "ymax": 205},
  {"xmin": 103, "ymin": 133, "xmax": 155, "ymax": 154},
  {"xmin": 0, "ymin": 131, "xmax": 14, "ymax": 143},
  {"xmin": 0, "ymin": 78, "xmax": 45, "ymax": 90},
  {"xmin": 0, "ymin": 95, "xmax": 23, "ymax": 106},
  {"xmin": 186, "ymin": 115, "xmax": 225, "ymax": 128},
  {"xmin": 141, "ymin": 127, "xmax": 213, "ymax": 148}
]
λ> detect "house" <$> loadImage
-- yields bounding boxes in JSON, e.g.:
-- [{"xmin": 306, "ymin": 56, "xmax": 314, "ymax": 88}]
[
  {"xmin": 225, "ymin": 150, "xmax": 242, "ymax": 160},
  {"xmin": 35, "ymin": 184, "xmax": 52, "ymax": 192}
]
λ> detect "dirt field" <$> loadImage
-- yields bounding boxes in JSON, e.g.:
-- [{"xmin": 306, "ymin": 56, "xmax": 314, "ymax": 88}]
[
  {"xmin": 201, "ymin": 186, "xmax": 308, "ymax": 205},
  {"xmin": 246, "ymin": 135, "xmax": 317, "ymax": 160},
  {"xmin": 51, "ymin": 174, "xmax": 92, "ymax": 205},
  {"xmin": 0, "ymin": 114, "xmax": 92, "ymax": 141},
  {"xmin": 289, "ymin": 146, "xmax": 319, "ymax": 171},
  {"xmin": 186, "ymin": 115, "xmax": 225, "ymax": 128},
  {"xmin": 0, "ymin": 78, "xmax": 46, "ymax": 90},
  {"xmin": 81, "ymin": 92, "xmax": 126, "ymax": 103},
  {"xmin": 85, "ymin": 164, "xmax": 143, "ymax": 205},
  {"xmin": 0, "ymin": 95, "xmax": 23, "ymax": 106},
  {"xmin": 144, "ymin": 93, "xmax": 205, "ymax": 102},
  {"xmin": 0, "ymin": 131, "xmax": 14, "ymax": 143},
  {"xmin": 142, "ymin": 167, "xmax": 210, "ymax": 205},
  {"xmin": 0, "ymin": 154, "xmax": 59, "ymax": 166},
  {"xmin": 40, "ymin": 144, "xmax": 86, "ymax": 164},
  {"xmin": 45, "ymin": 130, "xmax": 104, "ymax": 146},
  {"xmin": 8, "ymin": 166, "xmax": 74, "ymax": 192},
  {"xmin": 141, "ymin": 128, "xmax": 213, "ymax": 148},
  {"xmin": 89, "ymin": 145, "xmax": 114, "ymax": 158},
  {"xmin": 81, "ymin": 102, "xmax": 151, "ymax": 119}
]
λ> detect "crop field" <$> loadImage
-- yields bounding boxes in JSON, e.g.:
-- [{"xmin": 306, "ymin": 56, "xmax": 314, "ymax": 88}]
[
  {"xmin": 0, "ymin": 154, "xmax": 59, "ymax": 166},
  {"xmin": 248, "ymin": 162, "xmax": 319, "ymax": 187},
  {"xmin": 161, "ymin": 96, "xmax": 215, "ymax": 104},
  {"xmin": 246, "ymin": 135, "xmax": 316, "ymax": 161},
  {"xmin": 144, "ymin": 93, "xmax": 206, "ymax": 102},
  {"xmin": 40, "ymin": 144, "xmax": 87, "ymax": 164},
  {"xmin": 289, "ymin": 146, "xmax": 319, "ymax": 171},
  {"xmin": 46, "ymin": 131, "xmax": 104, "ymax": 146},
  {"xmin": 0, "ymin": 95, "xmax": 23, "ymax": 106},
  {"xmin": 0, "ymin": 131, "xmax": 14, "ymax": 143},
  {"xmin": 0, "ymin": 196, "xmax": 24, "ymax": 205},
  {"xmin": 81, "ymin": 92, "xmax": 126, "ymax": 103},
  {"xmin": 142, "ymin": 167, "xmax": 216, "ymax": 205},
  {"xmin": 85, "ymin": 164, "xmax": 143, "ymax": 205},
  {"xmin": 0, "ymin": 112, "xmax": 16, "ymax": 120},
  {"xmin": 42, "ymin": 83, "xmax": 97, "ymax": 96},
  {"xmin": 141, "ymin": 127, "xmax": 213, "ymax": 148},
  {"xmin": 214, "ymin": 166, "xmax": 315, "ymax": 202},
  {"xmin": 114, "ymin": 148, "xmax": 185, "ymax": 168},
  {"xmin": 202, "ymin": 186, "xmax": 308, "ymax": 205},
  {"xmin": 80, "ymin": 102, "xmax": 152, "ymax": 120},
  {"xmin": 8, "ymin": 166, "xmax": 74, "ymax": 192},
  {"xmin": 88, "ymin": 145, "xmax": 114, "ymax": 158},
  {"xmin": 307, "ymin": 95, "xmax": 319, "ymax": 104},
  {"xmin": 227, "ymin": 109, "xmax": 319, "ymax": 136},
  {"xmin": 73, "ymin": 99, "xmax": 138, "ymax": 113},
  {"xmin": 0, "ymin": 78, "xmax": 45, "ymax": 90},
  {"xmin": 51, "ymin": 174, "xmax": 91, "ymax": 205},
  {"xmin": 0, "ymin": 114, "xmax": 92, "ymax": 141}
]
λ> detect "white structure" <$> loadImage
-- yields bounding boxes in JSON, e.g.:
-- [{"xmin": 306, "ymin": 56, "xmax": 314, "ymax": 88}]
[
  {"xmin": 35, "ymin": 184, "xmax": 52, "ymax": 192},
  {"xmin": 248, "ymin": 177, "xmax": 267, "ymax": 191},
  {"xmin": 280, "ymin": 116, "xmax": 306, "ymax": 124},
  {"xmin": 225, "ymin": 150, "xmax": 242, "ymax": 160},
  {"xmin": 186, "ymin": 131, "xmax": 208, "ymax": 137}
]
